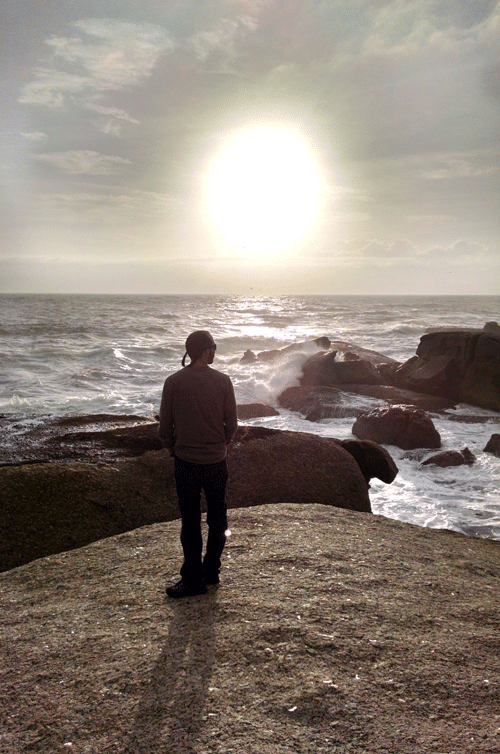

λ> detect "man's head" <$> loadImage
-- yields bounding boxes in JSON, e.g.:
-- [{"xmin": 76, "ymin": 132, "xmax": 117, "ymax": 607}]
[{"xmin": 182, "ymin": 330, "xmax": 217, "ymax": 366}]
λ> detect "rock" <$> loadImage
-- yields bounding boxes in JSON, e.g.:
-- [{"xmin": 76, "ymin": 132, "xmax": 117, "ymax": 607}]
[
  {"xmin": 227, "ymin": 426, "xmax": 371, "ymax": 515},
  {"xmin": 2, "ymin": 504, "xmax": 500, "ymax": 754},
  {"xmin": 236, "ymin": 403, "xmax": 279, "ymax": 419},
  {"xmin": 328, "ymin": 341, "xmax": 400, "ymax": 368},
  {"xmin": 240, "ymin": 337, "xmax": 331, "ymax": 364},
  {"xmin": 240, "ymin": 349, "xmax": 257, "ymax": 363},
  {"xmin": 421, "ymin": 447, "xmax": 476, "ymax": 467},
  {"xmin": 393, "ymin": 329, "xmax": 500, "ymax": 411},
  {"xmin": 352, "ymin": 405, "xmax": 441, "ymax": 450},
  {"xmin": 0, "ymin": 423, "xmax": 374, "ymax": 571},
  {"xmin": 277, "ymin": 385, "xmax": 365, "ymax": 421},
  {"xmin": 484, "ymin": 321, "xmax": 500, "ymax": 334},
  {"xmin": 333, "ymin": 384, "xmax": 456, "ymax": 412},
  {"xmin": 0, "ymin": 451, "xmax": 178, "ymax": 572},
  {"xmin": 337, "ymin": 439, "xmax": 399, "ymax": 484},
  {"xmin": 484, "ymin": 433, "xmax": 500, "ymax": 457},
  {"xmin": 300, "ymin": 351, "xmax": 383, "ymax": 386}
]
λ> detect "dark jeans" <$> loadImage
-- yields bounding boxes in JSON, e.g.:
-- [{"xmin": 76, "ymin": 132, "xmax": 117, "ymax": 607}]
[{"xmin": 174, "ymin": 457, "xmax": 228, "ymax": 584}]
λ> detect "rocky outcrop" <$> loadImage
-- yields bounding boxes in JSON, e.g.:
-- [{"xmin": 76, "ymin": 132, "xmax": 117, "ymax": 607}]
[
  {"xmin": 325, "ymin": 384, "xmax": 456, "ymax": 412},
  {"xmin": 300, "ymin": 351, "xmax": 383, "ymax": 387},
  {"xmin": 236, "ymin": 403, "xmax": 279, "ymax": 419},
  {"xmin": 352, "ymin": 405, "xmax": 441, "ymax": 450},
  {"xmin": 421, "ymin": 447, "xmax": 476, "ymax": 467},
  {"xmin": 336, "ymin": 439, "xmax": 399, "ymax": 484},
  {"xmin": 277, "ymin": 385, "xmax": 367, "ymax": 421},
  {"xmin": 484, "ymin": 433, "xmax": 500, "ymax": 457},
  {"xmin": 2, "ymin": 504, "xmax": 499, "ymax": 754},
  {"xmin": 392, "ymin": 328, "xmax": 500, "ymax": 411},
  {"xmin": 240, "ymin": 337, "xmax": 331, "ymax": 363},
  {"xmin": 0, "ymin": 421, "xmax": 386, "ymax": 571}
]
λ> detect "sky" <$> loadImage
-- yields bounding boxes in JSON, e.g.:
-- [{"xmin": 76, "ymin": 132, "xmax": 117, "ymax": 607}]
[{"xmin": 1, "ymin": 0, "xmax": 499, "ymax": 295}]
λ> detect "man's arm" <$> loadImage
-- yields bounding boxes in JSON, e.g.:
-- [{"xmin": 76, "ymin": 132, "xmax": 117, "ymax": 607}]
[
  {"xmin": 224, "ymin": 377, "xmax": 238, "ymax": 444},
  {"xmin": 158, "ymin": 378, "xmax": 175, "ymax": 454}
]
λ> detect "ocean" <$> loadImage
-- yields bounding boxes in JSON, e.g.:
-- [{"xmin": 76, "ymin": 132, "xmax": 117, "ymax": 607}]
[{"xmin": 0, "ymin": 293, "xmax": 499, "ymax": 540}]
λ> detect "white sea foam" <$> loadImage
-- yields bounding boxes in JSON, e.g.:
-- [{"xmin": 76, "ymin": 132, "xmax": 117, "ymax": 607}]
[{"xmin": 0, "ymin": 293, "xmax": 499, "ymax": 539}]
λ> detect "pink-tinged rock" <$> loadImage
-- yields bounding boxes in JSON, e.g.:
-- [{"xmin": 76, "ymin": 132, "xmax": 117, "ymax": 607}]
[
  {"xmin": 237, "ymin": 403, "xmax": 279, "ymax": 419},
  {"xmin": 337, "ymin": 439, "xmax": 399, "ymax": 484},
  {"xmin": 300, "ymin": 351, "xmax": 383, "ymax": 386},
  {"xmin": 277, "ymin": 385, "xmax": 365, "ymax": 421},
  {"xmin": 352, "ymin": 405, "xmax": 441, "ymax": 450},
  {"xmin": 239, "ymin": 337, "xmax": 331, "ymax": 364},
  {"xmin": 484, "ymin": 434, "xmax": 500, "ymax": 458},
  {"xmin": 393, "ymin": 328, "xmax": 500, "ymax": 411},
  {"xmin": 421, "ymin": 448, "xmax": 476, "ymax": 467}
]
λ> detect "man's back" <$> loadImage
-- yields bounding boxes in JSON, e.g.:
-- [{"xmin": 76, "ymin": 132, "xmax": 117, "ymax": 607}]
[{"xmin": 159, "ymin": 365, "xmax": 237, "ymax": 464}]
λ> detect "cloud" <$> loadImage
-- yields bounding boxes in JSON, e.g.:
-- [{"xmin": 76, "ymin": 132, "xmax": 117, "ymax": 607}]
[
  {"xmin": 32, "ymin": 150, "xmax": 131, "ymax": 175},
  {"xmin": 411, "ymin": 153, "xmax": 498, "ymax": 180},
  {"xmin": 424, "ymin": 240, "xmax": 486, "ymax": 260},
  {"xmin": 315, "ymin": 237, "xmax": 419, "ymax": 259},
  {"xmin": 37, "ymin": 189, "xmax": 181, "ymax": 224},
  {"xmin": 21, "ymin": 132, "xmax": 47, "ymax": 141},
  {"xmin": 19, "ymin": 69, "xmax": 93, "ymax": 108},
  {"xmin": 18, "ymin": 19, "xmax": 174, "ymax": 128}
]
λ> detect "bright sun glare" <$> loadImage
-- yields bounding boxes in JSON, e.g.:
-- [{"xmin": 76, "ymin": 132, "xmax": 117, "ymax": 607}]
[{"xmin": 206, "ymin": 127, "xmax": 322, "ymax": 255}]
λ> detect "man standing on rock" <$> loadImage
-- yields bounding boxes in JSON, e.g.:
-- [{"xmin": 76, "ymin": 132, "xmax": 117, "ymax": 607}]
[{"xmin": 159, "ymin": 330, "xmax": 238, "ymax": 598}]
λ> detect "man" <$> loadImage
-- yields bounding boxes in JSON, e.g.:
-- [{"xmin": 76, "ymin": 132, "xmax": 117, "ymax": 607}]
[{"xmin": 159, "ymin": 330, "xmax": 238, "ymax": 598}]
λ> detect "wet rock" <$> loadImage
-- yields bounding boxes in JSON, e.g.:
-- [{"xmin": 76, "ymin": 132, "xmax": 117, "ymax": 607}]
[
  {"xmin": 421, "ymin": 448, "xmax": 476, "ymax": 467},
  {"xmin": 240, "ymin": 337, "xmax": 331, "ymax": 364},
  {"xmin": 484, "ymin": 433, "xmax": 500, "ymax": 457},
  {"xmin": 352, "ymin": 405, "xmax": 441, "ymax": 450},
  {"xmin": 277, "ymin": 385, "xmax": 365, "ymax": 421},
  {"xmin": 236, "ymin": 403, "xmax": 279, "ymax": 419},
  {"xmin": 240, "ymin": 349, "xmax": 257, "ymax": 363},
  {"xmin": 333, "ymin": 384, "xmax": 456, "ymax": 412},
  {"xmin": 300, "ymin": 351, "xmax": 383, "ymax": 387},
  {"xmin": 392, "ymin": 329, "xmax": 500, "ymax": 411}
]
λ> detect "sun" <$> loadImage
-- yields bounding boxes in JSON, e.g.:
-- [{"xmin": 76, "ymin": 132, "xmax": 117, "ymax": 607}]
[{"xmin": 205, "ymin": 127, "xmax": 323, "ymax": 254}]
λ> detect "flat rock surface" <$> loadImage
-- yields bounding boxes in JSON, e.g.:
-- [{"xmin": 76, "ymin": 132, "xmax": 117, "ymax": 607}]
[{"xmin": 2, "ymin": 504, "xmax": 499, "ymax": 754}]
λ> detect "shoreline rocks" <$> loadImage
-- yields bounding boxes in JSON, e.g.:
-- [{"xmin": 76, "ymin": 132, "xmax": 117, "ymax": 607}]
[
  {"xmin": 352, "ymin": 405, "xmax": 442, "ymax": 450},
  {"xmin": 421, "ymin": 447, "xmax": 476, "ymax": 467},
  {"xmin": 392, "ymin": 327, "xmax": 500, "ymax": 411},
  {"xmin": 484, "ymin": 433, "xmax": 500, "ymax": 457},
  {"xmin": 0, "ymin": 420, "xmax": 401, "ymax": 572}
]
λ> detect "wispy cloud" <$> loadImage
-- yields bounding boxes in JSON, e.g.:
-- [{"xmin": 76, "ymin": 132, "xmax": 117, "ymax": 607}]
[
  {"xmin": 38, "ymin": 189, "xmax": 181, "ymax": 223},
  {"xmin": 18, "ymin": 19, "xmax": 174, "ymax": 131},
  {"xmin": 21, "ymin": 132, "xmax": 48, "ymax": 141},
  {"xmin": 32, "ymin": 150, "xmax": 131, "ymax": 175}
]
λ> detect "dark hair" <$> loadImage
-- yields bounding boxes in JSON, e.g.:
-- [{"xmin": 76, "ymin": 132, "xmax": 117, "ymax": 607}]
[{"xmin": 182, "ymin": 330, "xmax": 216, "ymax": 366}]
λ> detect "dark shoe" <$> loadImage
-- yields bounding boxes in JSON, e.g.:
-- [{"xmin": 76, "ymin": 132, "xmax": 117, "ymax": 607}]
[
  {"xmin": 166, "ymin": 579, "xmax": 207, "ymax": 598},
  {"xmin": 203, "ymin": 572, "xmax": 220, "ymax": 585}
]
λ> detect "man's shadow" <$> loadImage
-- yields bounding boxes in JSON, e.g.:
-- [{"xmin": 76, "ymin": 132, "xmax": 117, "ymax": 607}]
[{"xmin": 125, "ymin": 591, "xmax": 218, "ymax": 753}]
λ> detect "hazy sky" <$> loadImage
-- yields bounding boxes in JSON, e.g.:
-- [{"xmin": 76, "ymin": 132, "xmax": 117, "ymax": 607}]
[{"xmin": 1, "ymin": 0, "xmax": 499, "ymax": 294}]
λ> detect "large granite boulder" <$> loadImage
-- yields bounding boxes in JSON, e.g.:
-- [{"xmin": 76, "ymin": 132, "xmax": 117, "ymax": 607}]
[
  {"xmin": 352, "ymin": 405, "xmax": 441, "ymax": 450},
  {"xmin": 277, "ymin": 385, "xmax": 367, "ymax": 421},
  {"xmin": 392, "ymin": 327, "xmax": 500, "ymax": 411},
  {"xmin": 336, "ymin": 439, "xmax": 399, "ymax": 484},
  {"xmin": 0, "ymin": 422, "xmax": 380, "ymax": 571},
  {"xmin": 2, "ymin": 504, "xmax": 500, "ymax": 754},
  {"xmin": 300, "ymin": 351, "xmax": 383, "ymax": 387},
  {"xmin": 227, "ymin": 426, "xmax": 371, "ymax": 514}
]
